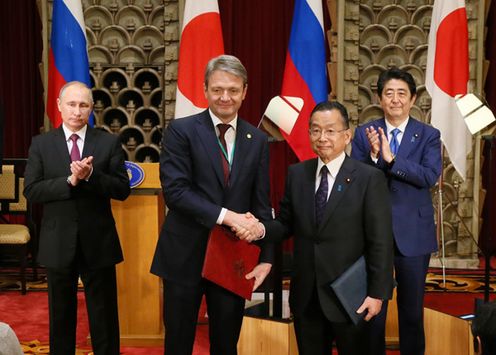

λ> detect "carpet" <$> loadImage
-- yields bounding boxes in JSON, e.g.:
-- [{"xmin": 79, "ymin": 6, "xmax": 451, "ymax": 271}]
[
  {"xmin": 0, "ymin": 291, "xmax": 207, "ymax": 355},
  {"xmin": 0, "ymin": 269, "xmax": 82, "ymax": 293},
  {"xmin": 0, "ymin": 272, "xmax": 49, "ymax": 292},
  {"xmin": 425, "ymin": 270, "xmax": 496, "ymax": 292},
  {"xmin": 1, "ymin": 267, "xmax": 494, "ymax": 355}
]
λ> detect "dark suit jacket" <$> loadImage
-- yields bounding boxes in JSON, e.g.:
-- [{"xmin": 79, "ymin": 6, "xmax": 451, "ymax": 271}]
[
  {"xmin": 24, "ymin": 126, "xmax": 130, "ymax": 269},
  {"xmin": 151, "ymin": 110, "xmax": 272, "ymax": 286},
  {"xmin": 264, "ymin": 156, "xmax": 394, "ymax": 322},
  {"xmin": 351, "ymin": 117, "xmax": 442, "ymax": 256}
]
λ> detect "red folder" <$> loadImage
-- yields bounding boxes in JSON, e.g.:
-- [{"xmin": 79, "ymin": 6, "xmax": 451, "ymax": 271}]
[{"xmin": 202, "ymin": 225, "xmax": 261, "ymax": 300}]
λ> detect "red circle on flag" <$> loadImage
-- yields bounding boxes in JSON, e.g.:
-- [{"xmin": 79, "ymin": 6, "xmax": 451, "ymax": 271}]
[
  {"xmin": 433, "ymin": 8, "xmax": 469, "ymax": 97},
  {"xmin": 177, "ymin": 13, "xmax": 224, "ymax": 108}
]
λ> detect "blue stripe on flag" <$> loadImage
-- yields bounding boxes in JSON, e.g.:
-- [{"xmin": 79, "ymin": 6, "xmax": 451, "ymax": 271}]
[
  {"xmin": 287, "ymin": 0, "xmax": 328, "ymax": 103},
  {"xmin": 51, "ymin": 0, "xmax": 90, "ymax": 86}
]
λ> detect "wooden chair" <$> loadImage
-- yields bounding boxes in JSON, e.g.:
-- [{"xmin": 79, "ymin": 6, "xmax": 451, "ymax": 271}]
[{"xmin": 0, "ymin": 159, "xmax": 37, "ymax": 294}]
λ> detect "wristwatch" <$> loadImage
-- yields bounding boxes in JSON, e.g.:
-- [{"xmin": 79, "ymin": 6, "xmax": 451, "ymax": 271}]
[{"xmin": 66, "ymin": 175, "xmax": 73, "ymax": 186}]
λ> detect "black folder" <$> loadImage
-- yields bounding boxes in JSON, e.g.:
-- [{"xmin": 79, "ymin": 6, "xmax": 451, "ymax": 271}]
[{"xmin": 330, "ymin": 256, "xmax": 367, "ymax": 325}]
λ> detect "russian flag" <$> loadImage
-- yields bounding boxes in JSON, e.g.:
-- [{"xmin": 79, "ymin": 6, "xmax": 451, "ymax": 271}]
[
  {"xmin": 174, "ymin": 0, "xmax": 224, "ymax": 119},
  {"xmin": 47, "ymin": 0, "xmax": 92, "ymax": 128},
  {"xmin": 281, "ymin": 0, "xmax": 328, "ymax": 161}
]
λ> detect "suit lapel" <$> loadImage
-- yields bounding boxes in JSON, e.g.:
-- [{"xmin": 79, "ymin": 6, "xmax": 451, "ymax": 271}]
[
  {"xmin": 229, "ymin": 120, "xmax": 254, "ymax": 187},
  {"xmin": 317, "ymin": 156, "xmax": 356, "ymax": 233},
  {"xmin": 397, "ymin": 117, "xmax": 420, "ymax": 159},
  {"xmin": 303, "ymin": 160, "xmax": 319, "ymax": 233},
  {"xmin": 81, "ymin": 126, "xmax": 96, "ymax": 158},
  {"xmin": 54, "ymin": 127, "xmax": 72, "ymax": 170},
  {"xmin": 195, "ymin": 111, "xmax": 225, "ymax": 187},
  {"xmin": 377, "ymin": 118, "xmax": 387, "ymax": 135}
]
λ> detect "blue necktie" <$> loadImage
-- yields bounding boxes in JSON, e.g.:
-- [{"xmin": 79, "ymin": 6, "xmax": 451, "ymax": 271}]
[
  {"xmin": 390, "ymin": 128, "xmax": 400, "ymax": 156},
  {"xmin": 315, "ymin": 166, "xmax": 329, "ymax": 226}
]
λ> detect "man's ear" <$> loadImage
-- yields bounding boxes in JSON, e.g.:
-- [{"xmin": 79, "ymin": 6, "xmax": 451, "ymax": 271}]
[
  {"xmin": 57, "ymin": 98, "xmax": 62, "ymax": 113},
  {"xmin": 474, "ymin": 335, "xmax": 482, "ymax": 355}
]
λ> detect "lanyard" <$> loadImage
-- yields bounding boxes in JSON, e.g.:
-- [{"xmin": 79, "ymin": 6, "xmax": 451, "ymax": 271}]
[{"xmin": 217, "ymin": 138, "xmax": 235, "ymax": 169}]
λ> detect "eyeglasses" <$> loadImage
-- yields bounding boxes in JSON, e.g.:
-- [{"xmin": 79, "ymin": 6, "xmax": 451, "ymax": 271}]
[{"xmin": 309, "ymin": 128, "xmax": 348, "ymax": 139}]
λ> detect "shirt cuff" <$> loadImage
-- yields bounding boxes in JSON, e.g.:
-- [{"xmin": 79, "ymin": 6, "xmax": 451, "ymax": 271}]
[
  {"xmin": 217, "ymin": 207, "xmax": 227, "ymax": 225},
  {"xmin": 84, "ymin": 167, "xmax": 94, "ymax": 181},
  {"xmin": 257, "ymin": 222, "xmax": 266, "ymax": 240}
]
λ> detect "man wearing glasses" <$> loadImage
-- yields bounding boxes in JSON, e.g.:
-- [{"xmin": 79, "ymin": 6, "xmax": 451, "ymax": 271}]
[{"xmin": 255, "ymin": 101, "xmax": 394, "ymax": 354}]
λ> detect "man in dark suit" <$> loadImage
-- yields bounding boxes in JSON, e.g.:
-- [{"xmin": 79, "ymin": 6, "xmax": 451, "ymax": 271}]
[
  {"xmin": 351, "ymin": 68, "xmax": 442, "ymax": 355},
  {"xmin": 254, "ymin": 101, "xmax": 394, "ymax": 354},
  {"xmin": 150, "ymin": 55, "xmax": 273, "ymax": 355},
  {"xmin": 24, "ymin": 81, "xmax": 130, "ymax": 355}
]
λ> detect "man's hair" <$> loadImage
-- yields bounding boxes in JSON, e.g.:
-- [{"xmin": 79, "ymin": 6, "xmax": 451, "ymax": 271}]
[
  {"xmin": 472, "ymin": 301, "xmax": 496, "ymax": 354},
  {"xmin": 58, "ymin": 81, "xmax": 94, "ymax": 103},
  {"xmin": 204, "ymin": 55, "xmax": 248, "ymax": 87},
  {"xmin": 377, "ymin": 67, "xmax": 417, "ymax": 98},
  {"xmin": 309, "ymin": 101, "xmax": 350, "ymax": 129}
]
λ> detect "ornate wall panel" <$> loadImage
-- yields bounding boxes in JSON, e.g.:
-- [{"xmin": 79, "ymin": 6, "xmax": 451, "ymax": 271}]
[
  {"xmin": 163, "ymin": 0, "xmax": 179, "ymax": 124},
  {"xmin": 47, "ymin": 0, "xmax": 167, "ymax": 162},
  {"xmin": 334, "ymin": 0, "xmax": 482, "ymax": 267}
]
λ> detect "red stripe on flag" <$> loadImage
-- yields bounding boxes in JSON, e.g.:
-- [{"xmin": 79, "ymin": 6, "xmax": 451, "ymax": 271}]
[
  {"xmin": 177, "ymin": 12, "xmax": 224, "ymax": 108},
  {"xmin": 433, "ymin": 8, "xmax": 469, "ymax": 97},
  {"xmin": 47, "ymin": 48, "xmax": 66, "ymax": 128},
  {"xmin": 281, "ymin": 57, "xmax": 317, "ymax": 161}
]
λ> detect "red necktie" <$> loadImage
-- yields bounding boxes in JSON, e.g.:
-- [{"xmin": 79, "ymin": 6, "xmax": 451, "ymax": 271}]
[
  {"xmin": 70, "ymin": 134, "xmax": 81, "ymax": 161},
  {"xmin": 217, "ymin": 124, "xmax": 231, "ymax": 185}
]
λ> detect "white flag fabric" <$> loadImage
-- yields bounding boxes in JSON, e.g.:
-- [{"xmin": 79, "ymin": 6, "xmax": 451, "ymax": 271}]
[
  {"xmin": 426, "ymin": 0, "xmax": 470, "ymax": 180},
  {"xmin": 174, "ymin": 0, "xmax": 224, "ymax": 119}
]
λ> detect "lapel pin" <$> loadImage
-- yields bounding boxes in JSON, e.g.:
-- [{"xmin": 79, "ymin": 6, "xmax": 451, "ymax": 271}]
[
  {"xmin": 345, "ymin": 178, "xmax": 351, "ymax": 183},
  {"xmin": 247, "ymin": 133, "xmax": 252, "ymax": 139},
  {"xmin": 411, "ymin": 133, "xmax": 419, "ymax": 143},
  {"xmin": 337, "ymin": 185, "xmax": 343, "ymax": 192}
]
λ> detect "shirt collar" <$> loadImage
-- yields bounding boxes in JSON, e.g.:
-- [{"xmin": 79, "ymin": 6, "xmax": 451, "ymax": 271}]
[
  {"xmin": 209, "ymin": 109, "xmax": 238, "ymax": 131},
  {"xmin": 385, "ymin": 117, "xmax": 409, "ymax": 136},
  {"xmin": 316, "ymin": 151, "xmax": 346, "ymax": 179},
  {"xmin": 62, "ymin": 124, "xmax": 88, "ymax": 142}
]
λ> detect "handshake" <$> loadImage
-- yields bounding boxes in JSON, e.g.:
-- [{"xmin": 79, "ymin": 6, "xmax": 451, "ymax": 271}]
[{"xmin": 223, "ymin": 210, "xmax": 265, "ymax": 242}]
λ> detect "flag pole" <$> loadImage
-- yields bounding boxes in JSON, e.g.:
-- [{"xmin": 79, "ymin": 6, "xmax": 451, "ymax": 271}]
[{"xmin": 437, "ymin": 145, "xmax": 446, "ymax": 289}]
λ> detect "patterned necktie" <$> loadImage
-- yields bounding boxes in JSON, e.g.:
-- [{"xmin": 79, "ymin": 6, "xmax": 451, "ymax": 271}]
[
  {"xmin": 69, "ymin": 134, "xmax": 81, "ymax": 161},
  {"xmin": 390, "ymin": 128, "xmax": 400, "ymax": 156},
  {"xmin": 315, "ymin": 165, "xmax": 329, "ymax": 226},
  {"xmin": 217, "ymin": 124, "xmax": 231, "ymax": 185}
]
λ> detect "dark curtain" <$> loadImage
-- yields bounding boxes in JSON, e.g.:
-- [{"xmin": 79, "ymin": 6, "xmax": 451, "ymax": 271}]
[
  {"xmin": 0, "ymin": 0, "xmax": 44, "ymax": 159},
  {"xmin": 220, "ymin": 0, "xmax": 295, "ymax": 128},
  {"xmin": 480, "ymin": 2, "xmax": 496, "ymax": 256}
]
